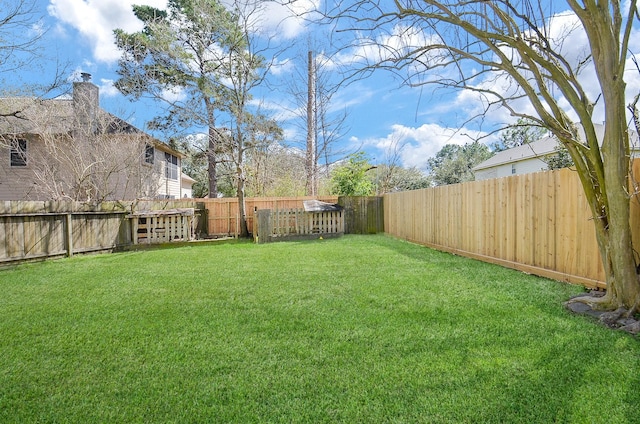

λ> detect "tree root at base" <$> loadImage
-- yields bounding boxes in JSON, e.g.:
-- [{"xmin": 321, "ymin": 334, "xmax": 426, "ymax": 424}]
[{"xmin": 565, "ymin": 292, "xmax": 640, "ymax": 335}]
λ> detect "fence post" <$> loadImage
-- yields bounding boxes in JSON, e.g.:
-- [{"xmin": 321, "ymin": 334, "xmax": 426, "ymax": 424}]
[
  {"xmin": 255, "ymin": 209, "xmax": 271, "ymax": 243},
  {"xmin": 65, "ymin": 213, "xmax": 73, "ymax": 257}
]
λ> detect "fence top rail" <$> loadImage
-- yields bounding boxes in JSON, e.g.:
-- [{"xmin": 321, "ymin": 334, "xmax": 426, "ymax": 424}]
[
  {"xmin": 0, "ymin": 211, "xmax": 130, "ymax": 218},
  {"xmin": 127, "ymin": 208, "xmax": 195, "ymax": 218},
  {"xmin": 264, "ymin": 208, "xmax": 344, "ymax": 214}
]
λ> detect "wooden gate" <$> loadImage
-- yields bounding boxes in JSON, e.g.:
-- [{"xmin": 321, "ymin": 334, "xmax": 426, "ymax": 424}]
[
  {"xmin": 128, "ymin": 208, "xmax": 195, "ymax": 244},
  {"xmin": 254, "ymin": 208, "xmax": 344, "ymax": 243}
]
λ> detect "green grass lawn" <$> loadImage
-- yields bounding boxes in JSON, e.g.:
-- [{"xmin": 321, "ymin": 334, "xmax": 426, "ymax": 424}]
[{"xmin": 1, "ymin": 235, "xmax": 639, "ymax": 423}]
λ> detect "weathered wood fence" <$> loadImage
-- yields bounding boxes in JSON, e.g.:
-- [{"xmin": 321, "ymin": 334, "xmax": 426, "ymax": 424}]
[
  {"xmin": 384, "ymin": 159, "xmax": 640, "ymax": 289},
  {"xmin": 339, "ymin": 196, "xmax": 384, "ymax": 234},
  {"xmin": 253, "ymin": 208, "xmax": 344, "ymax": 243},
  {"xmin": 128, "ymin": 209, "xmax": 195, "ymax": 244},
  {"xmin": 0, "ymin": 200, "xmax": 203, "ymax": 265},
  {"xmin": 203, "ymin": 196, "xmax": 338, "ymax": 237},
  {"xmin": 0, "ymin": 210, "xmax": 130, "ymax": 263}
]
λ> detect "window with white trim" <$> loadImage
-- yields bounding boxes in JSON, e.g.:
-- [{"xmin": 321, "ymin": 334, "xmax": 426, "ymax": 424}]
[
  {"xmin": 145, "ymin": 144, "xmax": 155, "ymax": 164},
  {"xmin": 10, "ymin": 138, "xmax": 27, "ymax": 167},
  {"xmin": 165, "ymin": 153, "xmax": 178, "ymax": 180}
]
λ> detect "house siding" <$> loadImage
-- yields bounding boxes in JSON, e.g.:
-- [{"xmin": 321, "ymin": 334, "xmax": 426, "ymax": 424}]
[
  {"xmin": 475, "ymin": 157, "xmax": 549, "ymax": 181},
  {"xmin": 1, "ymin": 81, "xmax": 184, "ymax": 201},
  {"xmin": 1, "ymin": 137, "xmax": 50, "ymax": 200},
  {"xmin": 151, "ymin": 152, "xmax": 182, "ymax": 199}
]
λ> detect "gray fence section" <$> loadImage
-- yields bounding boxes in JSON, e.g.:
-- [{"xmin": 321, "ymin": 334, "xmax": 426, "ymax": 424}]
[{"xmin": 1, "ymin": 211, "xmax": 131, "ymax": 264}]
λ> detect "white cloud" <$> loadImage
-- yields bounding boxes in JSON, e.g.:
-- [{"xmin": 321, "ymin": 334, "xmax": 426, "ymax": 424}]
[
  {"xmin": 99, "ymin": 79, "xmax": 120, "ymax": 97},
  {"xmin": 270, "ymin": 57, "xmax": 295, "ymax": 76},
  {"xmin": 363, "ymin": 123, "xmax": 494, "ymax": 171},
  {"xmin": 160, "ymin": 86, "xmax": 186, "ymax": 103},
  {"xmin": 250, "ymin": 0, "xmax": 319, "ymax": 39},
  {"xmin": 47, "ymin": 0, "xmax": 318, "ymax": 66},
  {"xmin": 47, "ymin": 0, "xmax": 168, "ymax": 64},
  {"xmin": 324, "ymin": 24, "xmax": 439, "ymax": 71}
]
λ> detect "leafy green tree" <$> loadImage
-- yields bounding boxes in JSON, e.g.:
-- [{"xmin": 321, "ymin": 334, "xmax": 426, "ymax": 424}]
[
  {"xmin": 114, "ymin": 0, "xmax": 240, "ymax": 197},
  {"xmin": 374, "ymin": 165, "xmax": 432, "ymax": 193},
  {"xmin": 428, "ymin": 142, "xmax": 493, "ymax": 185},
  {"xmin": 330, "ymin": 152, "xmax": 375, "ymax": 196},
  {"xmin": 492, "ymin": 118, "xmax": 547, "ymax": 152},
  {"xmin": 545, "ymin": 145, "xmax": 575, "ymax": 170}
]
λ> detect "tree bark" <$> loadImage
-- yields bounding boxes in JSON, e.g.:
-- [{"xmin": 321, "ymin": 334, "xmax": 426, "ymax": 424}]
[
  {"xmin": 574, "ymin": 2, "xmax": 640, "ymax": 310},
  {"xmin": 206, "ymin": 99, "xmax": 218, "ymax": 198},
  {"xmin": 306, "ymin": 50, "xmax": 317, "ymax": 196}
]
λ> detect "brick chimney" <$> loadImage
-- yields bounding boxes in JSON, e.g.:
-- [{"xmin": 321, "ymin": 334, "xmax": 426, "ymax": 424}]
[{"xmin": 73, "ymin": 73, "xmax": 99, "ymax": 138}]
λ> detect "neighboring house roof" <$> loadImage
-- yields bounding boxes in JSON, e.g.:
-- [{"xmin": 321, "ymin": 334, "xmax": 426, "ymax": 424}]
[
  {"xmin": 473, "ymin": 136, "xmax": 559, "ymax": 171},
  {"xmin": 181, "ymin": 174, "xmax": 196, "ymax": 184},
  {"xmin": 474, "ymin": 123, "xmax": 640, "ymax": 173},
  {"xmin": 0, "ymin": 90, "xmax": 182, "ymax": 158}
]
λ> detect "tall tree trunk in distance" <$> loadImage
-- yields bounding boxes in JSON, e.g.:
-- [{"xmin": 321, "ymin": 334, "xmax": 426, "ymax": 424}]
[
  {"xmin": 306, "ymin": 50, "xmax": 317, "ymax": 196},
  {"xmin": 206, "ymin": 100, "xmax": 218, "ymax": 198},
  {"xmin": 236, "ymin": 128, "xmax": 249, "ymax": 238},
  {"xmin": 237, "ymin": 163, "xmax": 249, "ymax": 237}
]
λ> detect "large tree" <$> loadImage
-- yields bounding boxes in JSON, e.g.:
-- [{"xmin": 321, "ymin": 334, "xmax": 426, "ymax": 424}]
[
  {"xmin": 114, "ymin": 0, "xmax": 240, "ymax": 198},
  {"xmin": 493, "ymin": 117, "xmax": 547, "ymax": 152},
  {"xmin": 428, "ymin": 142, "xmax": 493, "ymax": 185},
  {"xmin": 223, "ymin": 1, "xmax": 285, "ymax": 236},
  {"xmin": 327, "ymin": 0, "xmax": 640, "ymax": 312}
]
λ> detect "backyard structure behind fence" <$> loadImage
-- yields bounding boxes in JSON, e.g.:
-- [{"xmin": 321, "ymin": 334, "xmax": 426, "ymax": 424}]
[
  {"xmin": 253, "ymin": 200, "xmax": 346, "ymax": 243},
  {"xmin": 204, "ymin": 196, "xmax": 338, "ymax": 237}
]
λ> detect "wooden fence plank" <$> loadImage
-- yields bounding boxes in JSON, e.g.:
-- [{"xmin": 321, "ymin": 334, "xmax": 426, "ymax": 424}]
[{"xmin": 383, "ymin": 162, "xmax": 640, "ymax": 289}]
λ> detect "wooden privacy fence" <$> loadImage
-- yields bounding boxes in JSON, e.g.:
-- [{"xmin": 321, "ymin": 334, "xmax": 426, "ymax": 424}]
[
  {"xmin": 254, "ymin": 208, "xmax": 344, "ymax": 243},
  {"xmin": 338, "ymin": 196, "xmax": 384, "ymax": 234},
  {"xmin": 0, "ymin": 211, "xmax": 130, "ymax": 263},
  {"xmin": 384, "ymin": 159, "xmax": 640, "ymax": 289},
  {"xmin": 0, "ymin": 200, "xmax": 203, "ymax": 265},
  {"xmin": 203, "ymin": 196, "xmax": 338, "ymax": 237}
]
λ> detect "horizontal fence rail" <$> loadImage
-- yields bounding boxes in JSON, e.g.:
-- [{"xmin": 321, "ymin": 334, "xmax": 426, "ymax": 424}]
[{"xmin": 384, "ymin": 159, "xmax": 640, "ymax": 289}]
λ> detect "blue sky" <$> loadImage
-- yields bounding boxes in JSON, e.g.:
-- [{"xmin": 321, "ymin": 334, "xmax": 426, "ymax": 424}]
[{"xmin": 7, "ymin": 0, "xmax": 640, "ymax": 172}]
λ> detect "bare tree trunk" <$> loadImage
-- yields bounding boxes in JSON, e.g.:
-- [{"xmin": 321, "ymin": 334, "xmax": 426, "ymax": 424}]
[
  {"xmin": 236, "ymin": 126, "xmax": 249, "ymax": 237},
  {"xmin": 206, "ymin": 100, "xmax": 218, "ymax": 198},
  {"xmin": 237, "ymin": 164, "xmax": 249, "ymax": 237},
  {"xmin": 306, "ymin": 50, "xmax": 317, "ymax": 196}
]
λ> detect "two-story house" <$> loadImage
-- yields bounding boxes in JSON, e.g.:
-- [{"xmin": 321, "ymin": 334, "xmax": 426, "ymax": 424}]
[{"xmin": 0, "ymin": 74, "xmax": 193, "ymax": 201}]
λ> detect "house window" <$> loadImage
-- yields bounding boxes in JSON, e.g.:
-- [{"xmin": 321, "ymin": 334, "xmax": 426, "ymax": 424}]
[
  {"xmin": 10, "ymin": 138, "xmax": 27, "ymax": 167},
  {"xmin": 165, "ymin": 153, "xmax": 178, "ymax": 180},
  {"xmin": 145, "ymin": 144, "xmax": 155, "ymax": 164},
  {"xmin": 511, "ymin": 164, "xmax": 516, "ymax": 175}
]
